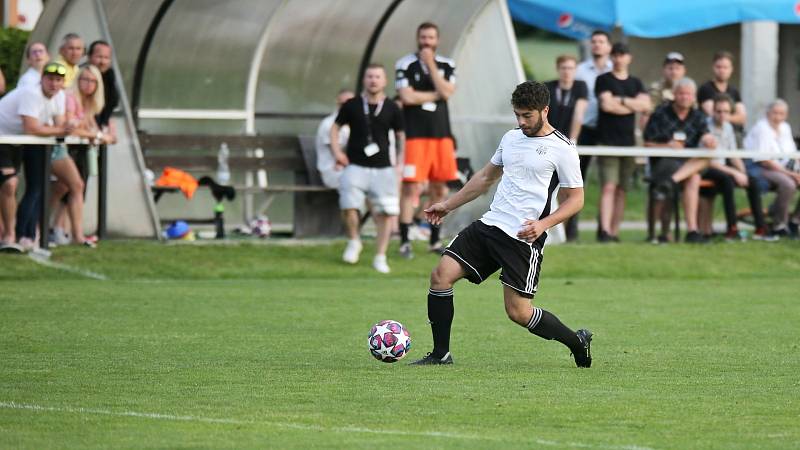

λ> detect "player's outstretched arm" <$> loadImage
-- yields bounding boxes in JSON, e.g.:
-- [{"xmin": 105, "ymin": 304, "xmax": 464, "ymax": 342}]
[{"xmin": 425, "ymin": 162, "xmax": 502, "ymax": 225}]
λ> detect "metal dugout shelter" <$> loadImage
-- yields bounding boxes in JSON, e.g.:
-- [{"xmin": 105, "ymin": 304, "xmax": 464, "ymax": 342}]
[{"xmin": 28, "ymin": 0, "xmax": 524, "ymax": 238}]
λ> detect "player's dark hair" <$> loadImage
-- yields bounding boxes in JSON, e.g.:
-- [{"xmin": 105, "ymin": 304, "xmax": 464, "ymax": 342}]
[
  {"xmin": 591, "ymin": 30, "xmax": 611, "ymax": 41},
  {"xmin": 88, "ymin": 40, "xmax": 111, "ymax": 57},
  {"xmin": 511, "ymin": 81, "xmax": 550, "ymax": 111},
  {"xmin": 417, "ymin": 22, "xmax": 439, "ymax": 36},
  {"xmin": 712, "ymin": 93, "xmax": 734, "ymax": 111},
  {"xmin": 712, "ymin": 50, "xmax": 734, "ymax": 63}
]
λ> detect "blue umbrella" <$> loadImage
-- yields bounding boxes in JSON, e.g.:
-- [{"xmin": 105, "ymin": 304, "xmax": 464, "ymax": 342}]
[{"xmin": 508, "ymin": 0, "xmax": 800, "ymax": 39}]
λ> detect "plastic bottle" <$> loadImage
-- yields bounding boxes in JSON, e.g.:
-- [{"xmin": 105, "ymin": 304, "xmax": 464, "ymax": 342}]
[{"xmin": 217, "ymin": 142, "xmax": 230, "ymax": 185}]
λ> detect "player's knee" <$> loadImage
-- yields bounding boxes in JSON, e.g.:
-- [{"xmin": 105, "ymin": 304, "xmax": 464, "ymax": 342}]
[
  {"xmin": 504, "ymin": 304, "xmax": 530, "ymax": 326},
  {"xmin": 429, "ymin": 266, "xmax": 453, "ymax": 290}
]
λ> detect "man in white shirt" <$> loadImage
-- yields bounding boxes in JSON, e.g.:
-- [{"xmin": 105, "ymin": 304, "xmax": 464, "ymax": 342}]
[
  {"xmin": 0, "ymin": 62, "xmax": 70, "ymax": 248},
  {"xmin": 315, "ymin": 89, "xmax": 354, "ymax": 189},
  {"xmin": 745, "ymin": 99, "xmax": 800, "ymax": 237},
  {"xmin": 410, "ymin": 81, "xmax": 592, "ymax": 368}
]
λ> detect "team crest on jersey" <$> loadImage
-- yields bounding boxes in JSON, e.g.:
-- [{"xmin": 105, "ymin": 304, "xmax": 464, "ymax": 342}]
[{"xmin": 535, "ymin": 145, "xmax": 548, "ymax": 155}]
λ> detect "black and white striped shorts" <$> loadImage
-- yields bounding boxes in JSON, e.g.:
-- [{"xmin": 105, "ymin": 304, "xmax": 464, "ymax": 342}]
[{"xmin": 443, "ymin": 220, "xmax": 544, "ymax": 299}]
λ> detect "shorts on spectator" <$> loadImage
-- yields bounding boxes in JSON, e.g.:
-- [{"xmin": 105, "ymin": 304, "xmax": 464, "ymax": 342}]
[
  {"xmin": 0, "ymin": 144, "xmax": 23, "ymax": 185},
  {"xmin": 338, "ymin": 164, "xmax": 399, "ymax": 215},
  {"xmin": 319, "ymin": 169, "xmax": 342, "ymax": 190},
  {"xmin": 402, "ymin": 137, "xmax": 457, "ymax": 183},
  {"xmin": 598, "ymin": 156, "xmax": 636, "ymax": 190},
  {"xmin": 51, "ymin": 144, "xmax": 69, "ymax": 161}
]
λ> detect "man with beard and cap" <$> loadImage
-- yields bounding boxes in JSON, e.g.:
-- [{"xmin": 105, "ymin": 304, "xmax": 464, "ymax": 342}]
[
  {"xmin": 409, "ymin": 81, "xmax": 593, "ymax": 368},
  {"xmin": 395, "ymin": 22, "xmax": 457, "ymax": 260}
]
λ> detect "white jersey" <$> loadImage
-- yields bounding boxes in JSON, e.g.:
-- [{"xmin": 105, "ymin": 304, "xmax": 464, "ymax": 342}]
[{"xmin": 480, "ymin": 128, "xmax": 583, "ymax": 240}]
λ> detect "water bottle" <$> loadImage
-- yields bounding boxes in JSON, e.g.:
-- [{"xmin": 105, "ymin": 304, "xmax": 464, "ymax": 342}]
[{"xmin": 217, "ymin": 142, "xmax": 230, "ymax": 185}]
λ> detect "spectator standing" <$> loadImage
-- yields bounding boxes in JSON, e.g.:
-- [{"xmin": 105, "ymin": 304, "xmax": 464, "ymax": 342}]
[
  {"xmin": 330, "ymin": 64, "xmax": 405, "ymax": 273},
  {"xmin": 644, "ymin": 78, "xmax": 717, "ymax": 243},
  {"xmin": 595, "ymin": 43, "xmax": 650, "ymax": 242},
  {"xmin": 56, "ymin": 33, "xmax": 84, "ymax": 88},
  {"xmin": 648, "ymin": 52, "xmax": 686, "ymax": 108},
  {"xmin": 87, "ymin": 40, "xmax": 118, "ymax": 140},
  {"xmin": 0, "ymin": 62, "xmax": 70, "ymax": 250},
  {"xmin": 545, "ymin": 54, "xmax": 588, "ymax": 241},
  {"xmin": 396, "ymin": 22, "xmax": 457, "ymax": 259},
  {"xmin": 50, "ymin": 65, "xmax": 111, "ymax": 248},
  {"xmin": 17, "ymin": 43, "xmax": 51, "ymax": 88},
  {"xmin": 575, "ymin": 30, "xmax": 612, "ymax": 171},
  {"xmin": 744, "ymin": 99, "xmax": 800, "ymax": 238},
  {"xmin": 315, "ymin": 89, "xmax": 354, "ymax": 189},
  {"xmin": 698, "ymin": 51, "xmax": 746, "ymax": 139}
]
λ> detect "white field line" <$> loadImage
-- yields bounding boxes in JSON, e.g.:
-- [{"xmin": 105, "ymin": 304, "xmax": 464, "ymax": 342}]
[
  {"xmin": 0, "ymin": 400, "xmax": 652, "ymax": 450},
  {"xmin": 27, "ymin": 252, "xmax": 107, "ymax": 281}
]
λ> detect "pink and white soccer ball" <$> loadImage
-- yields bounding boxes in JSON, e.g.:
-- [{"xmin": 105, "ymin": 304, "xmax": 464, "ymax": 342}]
[
  {"xmin": 249, "ymin": 215, "xmax": 271, "ymax": 238},
  {"xmin": 368, "ymin": 320, "xmax": 411, "ymax": 363}
]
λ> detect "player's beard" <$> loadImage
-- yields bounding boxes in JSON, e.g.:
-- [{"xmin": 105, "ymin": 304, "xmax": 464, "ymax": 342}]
[{"xmin": 521, "ymin": 116, "xmax": 544, "ymax": 137}]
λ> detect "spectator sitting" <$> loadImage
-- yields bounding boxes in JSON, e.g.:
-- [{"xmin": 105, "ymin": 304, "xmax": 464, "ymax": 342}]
[
  {"xmin": 50, "ymin": 65, "xmax": 112, "ymax": 248},
  {"xmin": 595, "ymin": 42, "xmax": 650, "ymax": 242},
  {"xmin": 744, "ymin": 99, "xmax": 800, "ymax": 238},
  {"xmin": 56, "ymin": 33, "xmax": 84, "ymax": 88},
  {"xmin": 18, "ymin": 42, "xmax": 51, "ymax": 88},
  {"xmin": 644, "ymin": 77, "xmax": 717, "ymax": 243},
  {"xmin": 0, "ymin": 62, "xmax": 71, "ymax": 250},
  {"xmin": 315, "ymin": 89, "xmax": 354, "ymax": 189},
  {"xmin": 699, "ymin": 93, "xmax": 772, "ymax": 240}
]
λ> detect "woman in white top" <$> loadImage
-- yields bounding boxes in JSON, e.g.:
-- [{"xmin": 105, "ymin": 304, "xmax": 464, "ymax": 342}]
[
  {"xmin": 17, "ymin": 42, "xmax": 51, "ymax": 88},
  {"xmin": 744, "ymin": 99, "xmax": 800, "ymax": 235}
]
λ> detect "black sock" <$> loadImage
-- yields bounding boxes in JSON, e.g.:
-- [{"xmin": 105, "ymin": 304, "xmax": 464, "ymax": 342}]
[
  {"xmin": 400, "ymin": 222, "xmax": 411, "ymax": 244},
  {"xmin": 428, "ymin": 288, "xmax": 454, "ymax": 357},
  {"xmin": 430, "ymin": 224, "xmax": 441, "ymax": 245},
  {"xmin": 527, "ymin": 307, "xmax": 581, "ymax": 353}
]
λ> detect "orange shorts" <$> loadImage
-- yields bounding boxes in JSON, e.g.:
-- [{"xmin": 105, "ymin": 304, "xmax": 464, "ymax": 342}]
[{"xmin": 402, "ymin": 137, "xmax": 457, "ymax": 183}]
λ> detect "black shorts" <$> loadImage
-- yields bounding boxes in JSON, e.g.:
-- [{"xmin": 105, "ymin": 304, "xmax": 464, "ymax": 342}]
[
  {"xmin": 0, "ymin": 144, "xmax": 23, "ymax": 185},
  {"xmin": 444, "ymin": 220, "xmax": 544, "ymax": 299}
]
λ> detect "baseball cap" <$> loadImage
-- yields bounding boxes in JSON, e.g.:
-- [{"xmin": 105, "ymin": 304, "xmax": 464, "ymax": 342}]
[
  {"xmin": 664, "ymin": 52, "xmax": 685, "ymax": 64},
  {"xmin": 610, "ymin": 43, "xmax": 630, "ymax": 55},
  {"xmin": 42, "ymin": 61, "xmax": 67, "ymax": 77}
]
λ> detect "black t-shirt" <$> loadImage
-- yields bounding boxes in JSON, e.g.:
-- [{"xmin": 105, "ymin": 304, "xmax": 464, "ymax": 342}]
[
  {"xmin": 595, "ymin": 72, "xmax": 646, "ymax": 146},
  {"xmin": 545, "ymin": 80, "xmax": 588, "ymax": 137},
  {"xmin": 395, "ymin": 53, "xmax": 455, "ymax": 139},
  {"xmin": 697, "ymin": 80, "xmax": 741, "ymax": 105},
  {"xmin": 95, "ymin": 68, "xmax": 119, "ymax": 127},
  {"xmin": 335, "ymin": 95, "xmax": 404, "ymax": 168}
]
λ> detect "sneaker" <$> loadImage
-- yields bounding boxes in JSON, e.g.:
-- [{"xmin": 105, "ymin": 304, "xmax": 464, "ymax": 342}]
[
  {"xmin": 18, "ymin": 237, "xmax": 35, "ymax": 252},
  {"xmin": 0, "ymin": 243, "xmax": 24, "ymax": 254},
  {"xmin": 50, "ymin": 228, "xmax": 70, "ymax": 246},
  {"xmin": 788, "ymin": 221, "xmax": 799, "ymax": 239},
  {"xmin": 399, "ymin": 242, "xmax": 414, "ymax": 260},
  {"xmin": 752, "ymin": 227, "xmax": 779, "ymax": 242},
  {"xmin": 429, "ymin": 241, "xmax": 445, "ymax": 255},
  {"xmin": 342, "ymin": 239, "xmax": 362, "ymax": 264},
  {"xmin": 724, "ymin": 227, "xmax": 744, "ymax": 242},
  {"xmin": 597, "ymin": 230, "xmax": 614, "ymax": 243},
  {"xmin": 573, "ymin": 329, "xmax": 593, "ymax": 368},
  {"xmin": 81, "ymin": 240, "xmax": 97, "ymax": 249},
  {"xmin": 684, "ymin": 230, "xmax": 707, "ymax": 244},
  {"xmin": 409, "ymin": 351, "xmax": 453, "ymax": 365},
  {"xmin": 372, "ymin": 254, "xmax": 390, "ymax": 274}
]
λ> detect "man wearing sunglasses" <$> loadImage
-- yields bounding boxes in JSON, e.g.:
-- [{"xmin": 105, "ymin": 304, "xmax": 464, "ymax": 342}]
[{"xmin": 0, "ymin": 62, "xmax": 72, "ymax": 250}]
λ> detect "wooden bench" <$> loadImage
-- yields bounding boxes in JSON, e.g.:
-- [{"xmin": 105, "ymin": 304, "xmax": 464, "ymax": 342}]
[{"xmin": 138, "ymin": 133, "xmax": 341, "ymax": 237}]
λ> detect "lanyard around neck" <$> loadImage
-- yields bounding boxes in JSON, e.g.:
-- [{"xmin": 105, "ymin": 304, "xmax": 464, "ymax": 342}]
[{"xmin": 362, "ymin": 94, "xmax": 385, "ymax": 143}]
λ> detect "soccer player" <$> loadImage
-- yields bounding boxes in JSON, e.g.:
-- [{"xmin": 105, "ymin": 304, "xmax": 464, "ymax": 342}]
[{"xmin": 410, "ymin": 81, "xmax": 592, "ymax": 368}]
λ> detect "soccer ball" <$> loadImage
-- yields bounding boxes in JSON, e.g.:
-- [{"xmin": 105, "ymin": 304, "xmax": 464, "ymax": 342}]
[
  {"xmin": 249, "ymin": 215, "xmax": 271, "ymax": 238},
  {"xmin": 368, "ymin": 320, "xmax": 411, "ymax": 363}
]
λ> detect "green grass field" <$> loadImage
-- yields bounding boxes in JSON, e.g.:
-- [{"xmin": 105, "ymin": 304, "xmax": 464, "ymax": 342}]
[{"xmin": 1, "ymin": 238, "xmax": 799, "ymax": 449}]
